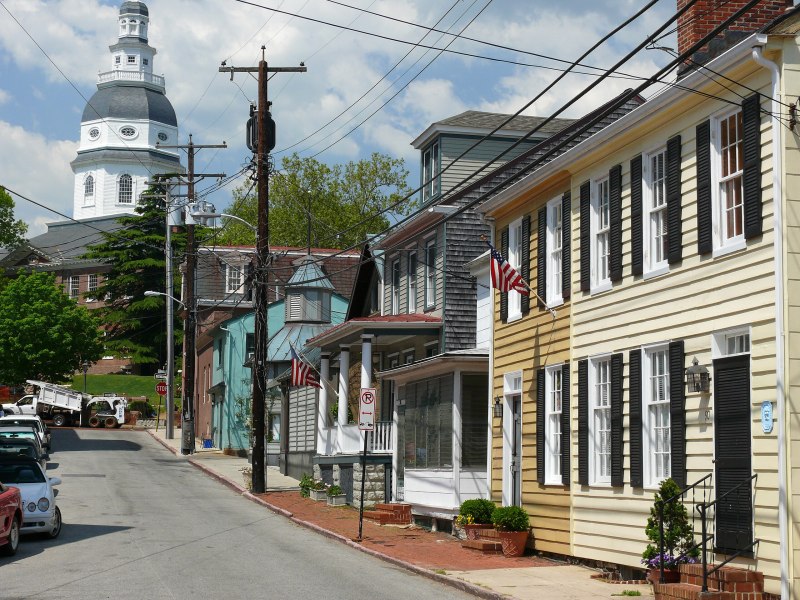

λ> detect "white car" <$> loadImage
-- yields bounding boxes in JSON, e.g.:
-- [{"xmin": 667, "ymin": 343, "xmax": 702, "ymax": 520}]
[
  {"xmin": 0, "ymin": 416, "xmax": 50, "ymax": 453},
  {"xmin": 0, "ymin": 457, "xmax": 61, "ymax": 538}
]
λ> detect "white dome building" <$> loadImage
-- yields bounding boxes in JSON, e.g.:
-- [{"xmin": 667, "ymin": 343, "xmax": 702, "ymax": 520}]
[{"xmin": 71, "ymin": 1, "xmax": 182, "ymax": 219}]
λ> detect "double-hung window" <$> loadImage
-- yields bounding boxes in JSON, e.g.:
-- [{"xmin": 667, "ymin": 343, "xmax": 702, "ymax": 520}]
[
  {"xmin": 421, "ymin": 141, "xmax": 440, "ymax": 203},
  {"xmin": 225, "ymin": 263, "xmax": 243, "ymax": 293},
  {"xmin": 590, "ymin": 357, "xmax": 611, "ymax": 485},
  {"xmin": 424, "ymin": 239, "xmax": 436, "ymax": 309},
  {"xmin": 507, "ymin": 218, "xmax": 523, "ymax": 320},
  {"xmin": 118, "ymin": 174, "xmax": 133, "ymax": 204},
  {"xmin": 714, "ymin": 110, "xmax": 744, "ymax": 251},
  {"xmin": 84, "ymin": 175, "xmax": 95, "ymax": 203},
  {"xmin": 546, "ymin": 197, "xmax": 563, "ymax": 306},
  {"xmin": 591, "ymin": 178, "xmax": 611, "ymax": 291},
  {"xmin": 644, "ymin": 148, "xmax": 668, "ymax": 273},
  {"xmin": 69, "ymin": 276, "xmax": 80, "ymax": 299},
  {"xmin": 643, "ymin": 346, "xmax": 670, "ymax": 487},
  {"xmin": 391, "ymin": 259, "xmax": 400, "ymax": 315},
  {"xmin": 545, "ymin": 365, "xmax": 563, "ymax": 484},
  {"xmin": 87, "ymin": 274, "xmax": 98, "ymax": 301},
  {"xmin": 407, "ymin": 251, "xmax": 417, "ymax": 313}
]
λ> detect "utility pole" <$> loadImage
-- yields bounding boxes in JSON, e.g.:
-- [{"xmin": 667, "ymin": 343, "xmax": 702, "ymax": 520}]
[
  {"xmin": 158, "ymin": 135, "xmax": 227, "ymax": 455},
  {"xmin": 220, "ymin": 49, "xmax": 306, "ymax": 494}
]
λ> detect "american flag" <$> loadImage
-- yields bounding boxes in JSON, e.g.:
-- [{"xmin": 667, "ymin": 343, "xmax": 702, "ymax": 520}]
[
  {"xmin": 291, "ymin": 347, "xmax": 321, "ymax": 388},
  {"xmin": 486, "ymin": 240, "xmax": 529, "ymax": 295}
]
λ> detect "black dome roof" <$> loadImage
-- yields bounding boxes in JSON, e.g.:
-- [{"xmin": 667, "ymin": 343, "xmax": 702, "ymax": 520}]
[
  {"xmin": 120, "ymin": 1, "xmax": 148, "ymax": 16},
  {"xmin": 82, "ymin": 86, "xmax": 176, "ymax": 126}
]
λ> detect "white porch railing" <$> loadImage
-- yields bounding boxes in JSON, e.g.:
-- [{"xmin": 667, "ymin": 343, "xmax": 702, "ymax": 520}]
[
  {"xmin": 98, "ymin": 70, "xmax": 165, "ymax": 88},
  {"xmin": 369, "ymin": 422, "xmax": 393, "ymax": 454}
]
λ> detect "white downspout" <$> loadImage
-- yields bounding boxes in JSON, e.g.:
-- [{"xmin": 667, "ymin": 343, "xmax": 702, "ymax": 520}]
[{"xmin": 752, "ymin": 41, "xmax": 788, "ymax": 600}]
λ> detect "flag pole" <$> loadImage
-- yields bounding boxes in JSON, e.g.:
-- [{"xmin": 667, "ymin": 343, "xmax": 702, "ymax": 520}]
[{"xmin": 480, "ymin": 235, "xmax": 556, "ymax": 319}]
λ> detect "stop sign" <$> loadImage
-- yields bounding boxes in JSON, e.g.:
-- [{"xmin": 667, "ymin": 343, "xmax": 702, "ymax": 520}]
[{"xmin": 155, "ymin": 381, "xmax": 168, "ymax": 396}]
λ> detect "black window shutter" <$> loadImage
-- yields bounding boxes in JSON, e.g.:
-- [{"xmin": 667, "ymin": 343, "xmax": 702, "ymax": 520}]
[
  {"xmin": 667, "ymin": 135, "xmax": 683, "ymax": 264},
  {"xmin": 630, "ymin": 155, "xmax": 643, "ymax": 276},
  {"xmin": 669, "ymin": 340, "xmax": 686, "ymax": 488},
  {"xmin": 500, "ymin": 228, "xmax": 509, "ymax": 323},
  {"xmin": 742, "ymin": 94, "xmax": 762, "ymax": 239},
  {"xmin": 536, "ymin": 368, "xmax": 545, "ymax": 485},
  {"xmin": 522, "ymin": 215, "xmax": 531, "ymax": 315},
  {"xmin": 696, "ymin": 121, "xmax": 712, "ymax": 254},
  {"xmin": 629, "ymin": 349, "xmax": 643, "ymax": 488},
  {"xmin": 579, "ymin": 182, "xmax": 591, "ymax": 292},
  {"xmin": 561, "ymin": 192, "xmax": 571, "ymax": 299},
  {"xmin": 610, "ymin": 353, "xmax": 624, "ymax": 487},
  {"xmin": 537, "ymin": 207, "xmax": 546, "ymax": 308},
  {"xmin": 578, "ymin": 359, "xmax": 589, "ymax": 485},
  {"xmin": 609, "ymin": 165, "xmax": 623, "ymax": 283},
  {"xmin": 561, "ymin": 362, "xmax": 570, "ymax": 486}
]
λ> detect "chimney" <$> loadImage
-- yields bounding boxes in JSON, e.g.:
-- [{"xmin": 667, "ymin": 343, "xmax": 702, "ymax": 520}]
[{"xmin": 677, "ymin": 0, "xmax": 792, "ymax": 57}]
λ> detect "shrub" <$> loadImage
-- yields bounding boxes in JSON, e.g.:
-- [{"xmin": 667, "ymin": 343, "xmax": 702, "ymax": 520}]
[
  {"xmin": 458, "ymin": 498, "xmax": 496, "ymax": 525},
  {"xmin": 491, "ymin": 505, "xmax": 530, "ymax": 532},
  {"xmin": 299, "ymin": 473, "xmax": 314, "ymax": 497},
  {"xmin": 127, "ymin": 400, "xmax": 156, "ymax": 418},
  {"xmin": 641, "ymin": 478, "xmax": 699, "ymax": 569},
  {"xmin": 311, "ymin": 479, "xmax": 327, "ymax": 491},
  {"xmin": 327, "ymin": 484, "xmax": 343, "ymax": 497}
]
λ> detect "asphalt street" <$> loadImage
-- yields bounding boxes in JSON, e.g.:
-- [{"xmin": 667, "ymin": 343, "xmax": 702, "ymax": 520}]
[{"xmin": 0, "ymin": 428, "xmax": 474, "ymax": 600}]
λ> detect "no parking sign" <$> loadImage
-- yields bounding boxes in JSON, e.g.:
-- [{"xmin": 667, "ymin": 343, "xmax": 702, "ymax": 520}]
[{"xmin": 359, "ymin": 388, "xmax": 376, "ymax": 432}]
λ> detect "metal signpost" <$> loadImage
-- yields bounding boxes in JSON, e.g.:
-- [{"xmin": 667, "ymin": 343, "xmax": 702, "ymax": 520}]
[
  {"xmin": 357, "ymin": 388, "xmax": 376, "ymax": 541},
  {"xmin": 155, "ymin": 381, "xmax": 167, "ymax": 432}
]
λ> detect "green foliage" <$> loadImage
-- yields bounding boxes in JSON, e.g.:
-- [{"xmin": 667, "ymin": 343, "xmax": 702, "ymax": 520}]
[
  {"xmin": 0, "ymin": 187, "xmax": 27, "ymax": 250},
  {"xmin": 326, "ymin": 484, "xmax": 343, "ymax": 497},
  {"xmin": 82, "ymin": 192, "xmax": 194, "ymax": 367},
  {"xmin": 491, "ymin": 505, "xmax": 530, "ymax": 532},
  {"xmin": 311, "ymin": 479, "xmax": 327, "ymax": 491},
  {"xmin": 299, "ymin": 473, "xmax": 314, "ymax": 497},
  {"xmin": 0, "ymin": 271, "xmax": 103, "ymax": 384},
  {"xmin": 642, "ymin": 478, "xmax": 699, "ymax": 566},
  {"xmin": 216, "ymin": 152, "xmax": 413, "ymax": 249},
  {"xmin": 458, "ymin": 498, "xmax": 496, "ymax": 524}
]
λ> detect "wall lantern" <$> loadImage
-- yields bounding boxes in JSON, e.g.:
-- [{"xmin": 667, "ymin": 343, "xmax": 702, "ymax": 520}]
[
  {"xmin": 493, "ymin": 396, "xmax": 503, "ymax": 419},
  {"xmin": 685, "ymin": 357, "xmax": 711, "ymax": 394}
]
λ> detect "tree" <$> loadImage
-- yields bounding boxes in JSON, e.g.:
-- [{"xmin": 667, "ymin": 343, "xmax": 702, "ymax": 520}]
[
  {"xmin": 83, "ymin": 193, "xmax": 188, "ymax": 369},
  {"xmin": 0, "ymin": 187, "xmax": 27, "ymax": 250},
  {"xmin": 216, "ymin": 152, "xmax": 413, "ymax": 248},
  {"xmin": 0, "ymin": 271, "xmax": 103, "ymax": 385}
]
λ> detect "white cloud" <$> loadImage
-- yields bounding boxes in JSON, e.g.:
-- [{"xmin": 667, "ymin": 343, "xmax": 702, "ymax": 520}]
[{"xmin": 0, "ymin": 89, "xmax": 9, "ymax": 105}]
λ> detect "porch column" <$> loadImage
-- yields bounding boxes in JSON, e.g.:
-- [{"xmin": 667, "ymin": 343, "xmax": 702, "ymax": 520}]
[
  {"xmin": 337, "ymin": 345, "xmax": 350, "ymax": 452},
  {"xmin": 360, "ymin": 335, "xmax": 374, "ymax": 390},
  {"xmin": 453, "ymin": 370, "xmax": 462, "ymax": 507},
  {"xmin": 316, "ymin": 352, "xmax": 331, "ymax": 455}
]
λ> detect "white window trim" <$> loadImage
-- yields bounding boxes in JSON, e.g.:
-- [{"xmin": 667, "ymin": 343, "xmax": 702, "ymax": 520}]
[
  {"xmin": 507, "ymin": 217, "xmax": 523, "ymax": 321},
  {"xmin": 588, "ymin": 354, "xmax": 612, "ymax": 486},
  {"xmin": 407, "ymin": 251, "xmax": 417, "ymax": 314},
  {"xmin": 424, "ymin": 339, "xmax": 440, "ymax": 358},
  {"xmin": 711, "ymin": 107, "xmax": 746, "ymax": 258},
  {"xmin": 711, "ymin": 325, "xmax": 751, "ymax": 359},
  {"xmin": 391, "ymin": 258, "xmax": 400, "ymax": 315},
  {"xmin": 590, "ymin": 177, "xmax": 612, "ymax": 294},
  {"xmin": 69, "ymin": 275, "xmax": 80, "ymax": 299},
  {"xmin": 424, "ymin": 238, "xmax": 436, "ymax": 309},
  {"xmin": 546, "ymin": 196, "xmax": 564, "ymax": 308},
  {"xmin": 421, "ymin": 140, "xmax": 441, "ymax": 203},
  {"xmin": 225, "ymin": 263, "xmax": 243, "ymax": 294},
  {"xmin": 502, "ymin": 370, "xmax": 523, "ymax": 506},
  {"xmin": 544, "ymin": 364, "xmax": 563, "ymax": 485},
  {"xmin": 403, "ymin": 348, "xmax": 415, "ymax": 364},
  {"xmin": 117, "ymin": 174, "xmax": 134, "ymax": 205},
  {"xmin": 642, "ymin": 344, "xmax": 671, "ymax": 489},
  {"xmin": 642, "ymin": 147, "xmax": 670, "ymax": 278}
]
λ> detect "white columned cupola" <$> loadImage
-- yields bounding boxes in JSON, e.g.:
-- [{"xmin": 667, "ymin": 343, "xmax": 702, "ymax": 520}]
[{"xmin": 71, "ymin": 1, "xmax": 183, "ymax": 221}]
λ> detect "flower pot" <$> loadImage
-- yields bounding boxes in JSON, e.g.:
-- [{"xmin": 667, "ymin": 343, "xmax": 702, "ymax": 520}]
[
  {"xmin": 327, "ymin": 494, "xmax": 347, "ymax": 507},
  {"xmin": 496, "ymin": 530, "xmax": 529, "ymax": 557},
  {"xmin": 463, "ymin": 523, "xmax": 494, "ymax": 540},
  {"xmin": 646, "ymin": 568, "xmax": 681, "ymax": 584},
  {"xmin": 310, "ymin": 489, "xmax": 327, "ymax": 501}
]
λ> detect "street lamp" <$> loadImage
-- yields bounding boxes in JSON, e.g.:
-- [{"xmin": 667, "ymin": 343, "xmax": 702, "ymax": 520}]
[
  {"xmin": 190, "ymin": 209, "xmax": 258, "ymax": 233},
  {"xmin": 81, "ymin": 361, "xmax": 90, "ymax": 393},
  {"xmin": 144, "ymin": 290, "xmax": 186, "ymax": 441}
]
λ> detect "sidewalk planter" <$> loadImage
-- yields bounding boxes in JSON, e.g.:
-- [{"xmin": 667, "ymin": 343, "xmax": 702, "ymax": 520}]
[
  {"xmin": 463, "ymin": 523, "xmax": 494, "ymax": 540},
  {"xmin": 310, "ymin": 489, "xmax": 327, "ymax": 502},
  {"xmin": 491, "ymin": 505, "xmax": 531, "ymax": 557},
  {"xmin": 326, "ymin": 485, "xmax": 346, "ymax": 506},
  {"xmin": 496, "ymin": 530, "xmax": 529, "ymax": 557},
  {"xmin": 455, "ymin": 499, "xmax": 496, "ymax": 540}
]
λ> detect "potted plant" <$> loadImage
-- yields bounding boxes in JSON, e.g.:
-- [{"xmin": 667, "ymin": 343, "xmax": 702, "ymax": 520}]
[
  {"xmin": 310, "ymin": 480, "xmax": 328, "ymax": 501},
  {"xmin": 491, "ymin": 505, "xmax": 530, "ymax": 557},
  {"xmin": 299, "ymin": 473, "xmax": 314, "ymax": 498},
  {"xmin": 326, "ymin": 484, "xmax": 346, "ymax": 507},
  {"xmin": 642, "ymin": 478, "xmax": 699, "ymax": 584},
  {"xmin": 455, "ymin": 498, "xmax": 496, "ymax": 540}
]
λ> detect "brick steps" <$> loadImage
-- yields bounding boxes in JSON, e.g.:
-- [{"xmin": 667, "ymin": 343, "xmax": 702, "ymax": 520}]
[
  {"xmin": 362, "ymin": 503, "xmax": 412, "ymax": 525},
  {"xmin": 654, "ymin": 564, "xmax": 765, "ymax": 600},
  {"xmin": 462, "ymin": 538, "xmax": 503, "ymax": 554}
]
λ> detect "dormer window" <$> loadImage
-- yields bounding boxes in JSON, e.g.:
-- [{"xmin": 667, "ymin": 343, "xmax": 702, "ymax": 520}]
[
  {"xmin": 421, "ymin": 140, "xmax": 440, "ymax": 203},
  {"xmin": 127, "ymin": 56, "xmax": 136, "ymax": 64},
  {"xmin": 286, "ymin": 289, "xmax": 330, "ymax": 322}
]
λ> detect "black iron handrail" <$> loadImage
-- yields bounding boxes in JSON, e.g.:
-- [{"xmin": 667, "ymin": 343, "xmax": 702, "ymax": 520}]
[
  {"xmin": 695, "ymin": 473, "xmax": 757, "ymax": 592},
  {"xmin": 657, "ymin": 473, "xmax": 712, "ymax": 584}
]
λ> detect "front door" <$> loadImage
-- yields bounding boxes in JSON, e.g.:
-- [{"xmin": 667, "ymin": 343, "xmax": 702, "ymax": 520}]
[
  {"xmin": 512, "ymin": 397, "xmax": 522, "ymax": 506},
  {"xmin": 713, "ymin": 354, "xmax": 753, "ymax": 554}
]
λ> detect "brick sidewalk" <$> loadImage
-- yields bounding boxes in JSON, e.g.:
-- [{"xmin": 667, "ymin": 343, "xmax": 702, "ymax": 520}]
[{"xmin": 254, "ymin": 491, "xmax": 560, "ymax": 572}]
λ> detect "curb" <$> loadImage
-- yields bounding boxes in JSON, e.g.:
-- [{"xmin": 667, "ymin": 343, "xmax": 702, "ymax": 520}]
[{"xmin": 145, "ymin": 429, "xmax": 505, "ymax": 600}]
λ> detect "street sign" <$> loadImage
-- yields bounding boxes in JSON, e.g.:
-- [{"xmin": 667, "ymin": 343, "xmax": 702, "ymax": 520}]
[
  {"xmin": 154, "ymin": 370, "xmax": 167, "ymax": 381},
  {"xmin": 359, "ymin": 388, "xmax": 376, "ymax": 432},
  {"xmin": 155, "ymin": 381, "xmax": 168, "ymax": 396}
]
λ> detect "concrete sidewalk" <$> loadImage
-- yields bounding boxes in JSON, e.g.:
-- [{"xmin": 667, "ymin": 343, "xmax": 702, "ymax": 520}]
[{"xmin": 143, "ymin": 427, "xmax": 654, "ymax": 600}]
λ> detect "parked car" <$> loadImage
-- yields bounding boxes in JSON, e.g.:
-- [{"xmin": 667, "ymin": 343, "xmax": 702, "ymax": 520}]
[
  {"xmin": 0, "ymin": 480, "xmax": 23, "ymax": 555},
  {"xmin": 0, "ymin": 432, "xmax": 47, "ymax": 471},
  {"xmin": 0, "ymin": 457, "xmax": 61, "ymax": 539},
  {"xmin": 0, "ymin": 416, "xmax": 50, "ymax": 453}
]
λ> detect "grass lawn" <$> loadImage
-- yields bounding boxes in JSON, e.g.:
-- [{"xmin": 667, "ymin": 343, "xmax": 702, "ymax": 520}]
[{"xmin": 69, "ymin": 374, "xmax": 177, "ymax": 410}]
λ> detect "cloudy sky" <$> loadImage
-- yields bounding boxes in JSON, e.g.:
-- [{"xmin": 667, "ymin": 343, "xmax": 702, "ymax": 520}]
[{"xmin": 0, "ymin": 0, "xmax": 680, "ymax": 235}]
